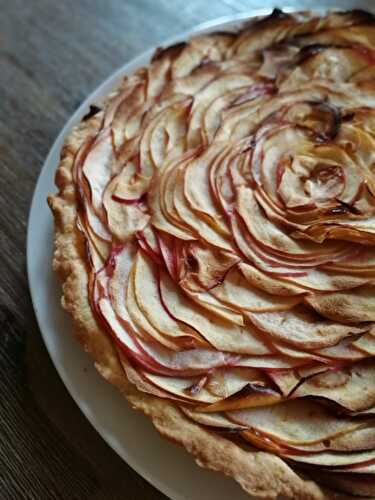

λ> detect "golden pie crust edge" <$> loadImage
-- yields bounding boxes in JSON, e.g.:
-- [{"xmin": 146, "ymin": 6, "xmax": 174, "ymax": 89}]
[{"xmin": 47, "ymin": 86, "xmax": 350, "ymax": 500}]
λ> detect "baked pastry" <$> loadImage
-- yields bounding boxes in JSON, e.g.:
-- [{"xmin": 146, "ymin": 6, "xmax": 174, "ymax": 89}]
[{"xmin": 48, "ymin": 8, "xmax": 375, "ymax": 498}]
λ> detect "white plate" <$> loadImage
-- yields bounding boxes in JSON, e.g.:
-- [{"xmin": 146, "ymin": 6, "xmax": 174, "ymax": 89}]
[{"xmin": 27, "ymin": 5, "xmax": 371, "ymax": 499}]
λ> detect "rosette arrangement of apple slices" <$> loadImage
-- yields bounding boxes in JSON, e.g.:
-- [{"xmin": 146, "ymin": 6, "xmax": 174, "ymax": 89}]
[{"xmin": 61, "ymin": 8, "xmax": 375, "ymax": 498}]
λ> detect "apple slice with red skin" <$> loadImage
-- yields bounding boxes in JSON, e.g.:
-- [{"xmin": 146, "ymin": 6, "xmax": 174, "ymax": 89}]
[
  {"xmin": 181, "ymin": 407, "xmax": 248, "ymax": 430},
  {"xmin": 230, "ymin": 211, "xmax": 317, "ymax": 276},
  {"xmin": 141, "ymin": 372, "xmax": 220, "ymax": 404},
  {"xmin": 238, "ymin": 262, "xmax": 304, "ymax": 296},
  {"xmin": 247, "ymin": 305, "xmax": 368, "ymax": 350},
  {"xmin": 104, "ymin": 245, "xmax": 237, "ymax": 375},
  {"xmin": 85, "ymin": 199, "xmax": 112, "ymax": 242},
  {"xmin": 118, "ymin": 349, "xmax": 191, "ymax": 403},
  {"xmin": 133, "ymin": 250, "xmax": 207, "ymax": 347},
  {"xmin": 286, "ymin": 448, "xmax": 375, "ymax": 467},
  {"xmin": 200, "ymin": 383, "xmax": 282, "ymax": 412},
  {"xmin": 203, "ymin": 83, "xmax": 275, "ymax": 144},
  {"xmin": 186, "ymin": 73, "xmax": 255, "ymax": 148},
  {"xmin": 211, "ymin": 266, "xmax": 302, "ymax": 313},
  {"xmin": 234, "ymin": 355, "xmax": 314, "ymax": 371},
  {"xmin": 354, "ymin": 330, "xmax": 375, "ymax": 355},
  {"xmin": 177, "ymin": 240, "xmax": 240, "ymax": 293},
  {"xmin": 82, "ymin": 127, "xmax": 114, "ymax": 218},
  {"xmin": 103, "ymin": 174, "xmax": 150, "ymax": 241},
  {"xmin": 149, "ymin": 157, "xmax": 196, "ymax": 241},
  {"xmin": 135, "ymin": 233, "xmax": 162, "ymax": 266},
  {"xmin": 316, "ymin": 337, "xmax": 369, "ymax": 361},
  {"xmin": 236, "ymin": 186, "xmax": 351, "ymax": 263},
  {"xmin": 110, "ymin": 81, "xmax": 146, "ymax": 150},
  {"xmin": 159, "ymin": 267, "xmax": 273, "ymax": 355},
  {"xmin": 291, "ymin": 359, "xmax": 375, "ymax": 412},
  {"xmin": 183, "ymin": 288, "xmax": 245, "ymax": 326},
  {"xmin": 184, "ymin": 146, "xmax": 231, "ymax": 238},
  {"xmin": 155, "ymin": 231, "xmax": 178, "ymax": 280},
  {"xmin": 242, "ymin": 424, "xmax": 375, "ymax": 455},
  {"xmin": 173, "ymin": 162, "xmax": 234, "ymax": 251},
  {"xmin": 126, "ymin": 262, "xmax": 192, "ymax": 351},
  {"xmin": 306, "ymin": 285, "xmax": 375, "ymax": 323},
  {"xmin": 135, "ymin": 225, "xmax": 162, "ymax": 265},
  {"xmin": 227, "ymin": 399, "xmax": 367, "ymax": 446}
]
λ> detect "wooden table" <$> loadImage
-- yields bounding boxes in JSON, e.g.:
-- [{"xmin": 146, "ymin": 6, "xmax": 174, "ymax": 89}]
[{"xmin": 0, "ymin": 0, "xmax": 358, "ymax": 498}]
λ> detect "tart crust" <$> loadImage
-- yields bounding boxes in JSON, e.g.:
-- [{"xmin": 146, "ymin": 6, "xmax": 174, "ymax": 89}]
[{"xmin": 48, "ymin": 106, "xmax": 338, "ymax": 500}]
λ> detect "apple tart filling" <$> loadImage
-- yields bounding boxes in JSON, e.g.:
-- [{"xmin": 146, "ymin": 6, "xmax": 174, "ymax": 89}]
[{"xmin": 70, "ymin": 9, "xmax": 375, "ymax": 496}]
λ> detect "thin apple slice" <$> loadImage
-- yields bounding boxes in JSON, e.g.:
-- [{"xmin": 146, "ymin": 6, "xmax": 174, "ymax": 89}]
[
  {"xmin": 85, "ymin": 199, "xmax": 112, "ymax": 242},
  {"xmin": 177, "ymin": 240, "xmax": 240, "ymax": 293},
  {"xmin": 110, "ymin": 160, "xmax": 150, "ymax": 202},
  {"xmin": 227, "ymin": 400, "xmax": 366, "ymax": 445},
  {"xmin": 135, "ymin": 231, "xmax": 161, "ymax": 265},
  {"xmin": 184, "ymin": 144, "xmax": 230, "ymax": 237},
  {"xmin": 244, "ymin": 423, "xmax": 375, "ymax": 454},
  {"xmin": 184, "ymin": 289, "xmax": 245, "ymax": 326},
  {"xmin": 126, "ymin": 263, "xmax": 188, "ymax": 351},
  {"xmin": 118, "ymin": 350, "xmax": 189, "ymax": 402},
  {"xmin": 353, "ymin": 330, "xmax": 375, "ymax": 355},
  {"xmin": 173, "ymin": 163, "xmax": 234, "ymax": 251},
  {"xmin": 97, "ymin": 295, "xmax": 169, "ymax": 374},
  {"xmin": 133, "ymin": 251, "xmax": 206, "ymax": 346},
  {"xmin": 287, "ymin": 448, "xmax": 375, "ymax": 467},
  {"xmin": 201, "ymin": 384, "xmax": 282, "ymax": 412},
  {"xmin": 103, "ymin": 175, "xmax": 150, "ymax": 241},
  {"xmin": 149, "ymin": 160, "xmax": 196, "ymax": 241},
  {"xmin": 202, "ymin": 87, "xmax": 251, "ymax": 144},
  {"xmin": 238, "ymin": 262, "xmax": 304, "ymax": 296},
  {"xmin": 111, "ymin": 82, "xmax": 146, "ymax": 150},
  {"xmin": 237, "ymin": 187, "xmax": 348, "ymax": 261},
  {"xmin": 82, "ymin": 127, "xmax": 114, "ymax": 217},
  {"xmin": 234, "ymin": 355, "xmax": 310, "ymax": 371},
  {"xmin": 187, "ymin": 73, "xmax": 255, "ymax": 148},
  {"xmin": 211, "ymin": 266, "xmax": 301, "ymax": 312},
  {"xmin": 209, "ymin": 142, "xmax": 240, "ymax": 214},
  {"xmin": 83, "ymin": 214, "xmax": 111, "ymax": 263},
  {"xmin": 83, "ymin": 230, "xmax": 106, "ymax": 272},
  {"xmin": 215, "ymin": 93, "xmax": 268, "ymax": 142},
  {"xmin": 160, "ymin": 156, "xmax": 198, "ymax": 234},
  {"xmin": 108, "ymin": 245, "xmax": 230, "ymax": 374},
  {"xmin": 292, "ymin": 359, "xmax": 375, "ymax": 412},
  {"xmin": 325, "ymin": 425, "xmax": 375, "ymax": 453},
  {"xmin": 271, "ymin": 341, "xmax": 327, "ymax": 363},
  {"xmin": 317, "ymin": 337, "xmax": 368, "ymax": 361},
  {"xmin": 323, "ymin": 246, "xmax": 375, "ymax": 275},
  {"xmin": 267, "ymin": 370, "xmax": 302, "ymax": 396},
  {"xmin": 142, "ymin": 372, "xmax": 219, "ymax": 404},
  {"xmin": 146, "ymin": 54, "xmax": 172, "ymax": 99},
  {"xmin": 284, "ymin": 46, "xmax": 369, "ymax": 88},
  {"xmin": 306, "ymin": 285, "xmax": 375, "ymax": 323},
  {"xmin": 281, "ymin": 268, "xmax": 371, "ymax": 293},
  {"xmin": 230, "ymin": 211, "xmax": 318, "ymax": 275},
  {"xmin": 150, "ymin": 181, "xmax": 195, "ymax": 241},
  {"xmin": 205, "ymin": 367, "xmax": 269, "ymax": 398},
  {"xmin": 134, "ymin": 94, "xmax": 190, "ymax": 185},
  {"xmin": 159, "ymin": 269, "xmax": 272, "ymax": 355},
  {"xmin": 247, "ymin": 305, "xmax": 367, "ymax": 350},
  {"xmin": 149, "ymin": 99, "xmax": 191, "ymax": 169},
  {"xmin": 139, "ymin": 339, "xmax": 234, "ymax": 374},
  {"xmin": 181, "ymin": 407, "xmax": 248, "ymax": 430}
]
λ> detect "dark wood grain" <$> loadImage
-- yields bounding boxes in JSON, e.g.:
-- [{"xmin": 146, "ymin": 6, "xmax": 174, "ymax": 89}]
[{"xmin": 0, "ymin": 0, "xmax": 336, "ymax": 498}]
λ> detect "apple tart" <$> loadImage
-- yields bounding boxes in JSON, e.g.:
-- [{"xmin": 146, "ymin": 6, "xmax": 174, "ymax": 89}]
[{"xmin": 49, "ymin": 8, "xmax": 375, "ymax": 498}]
